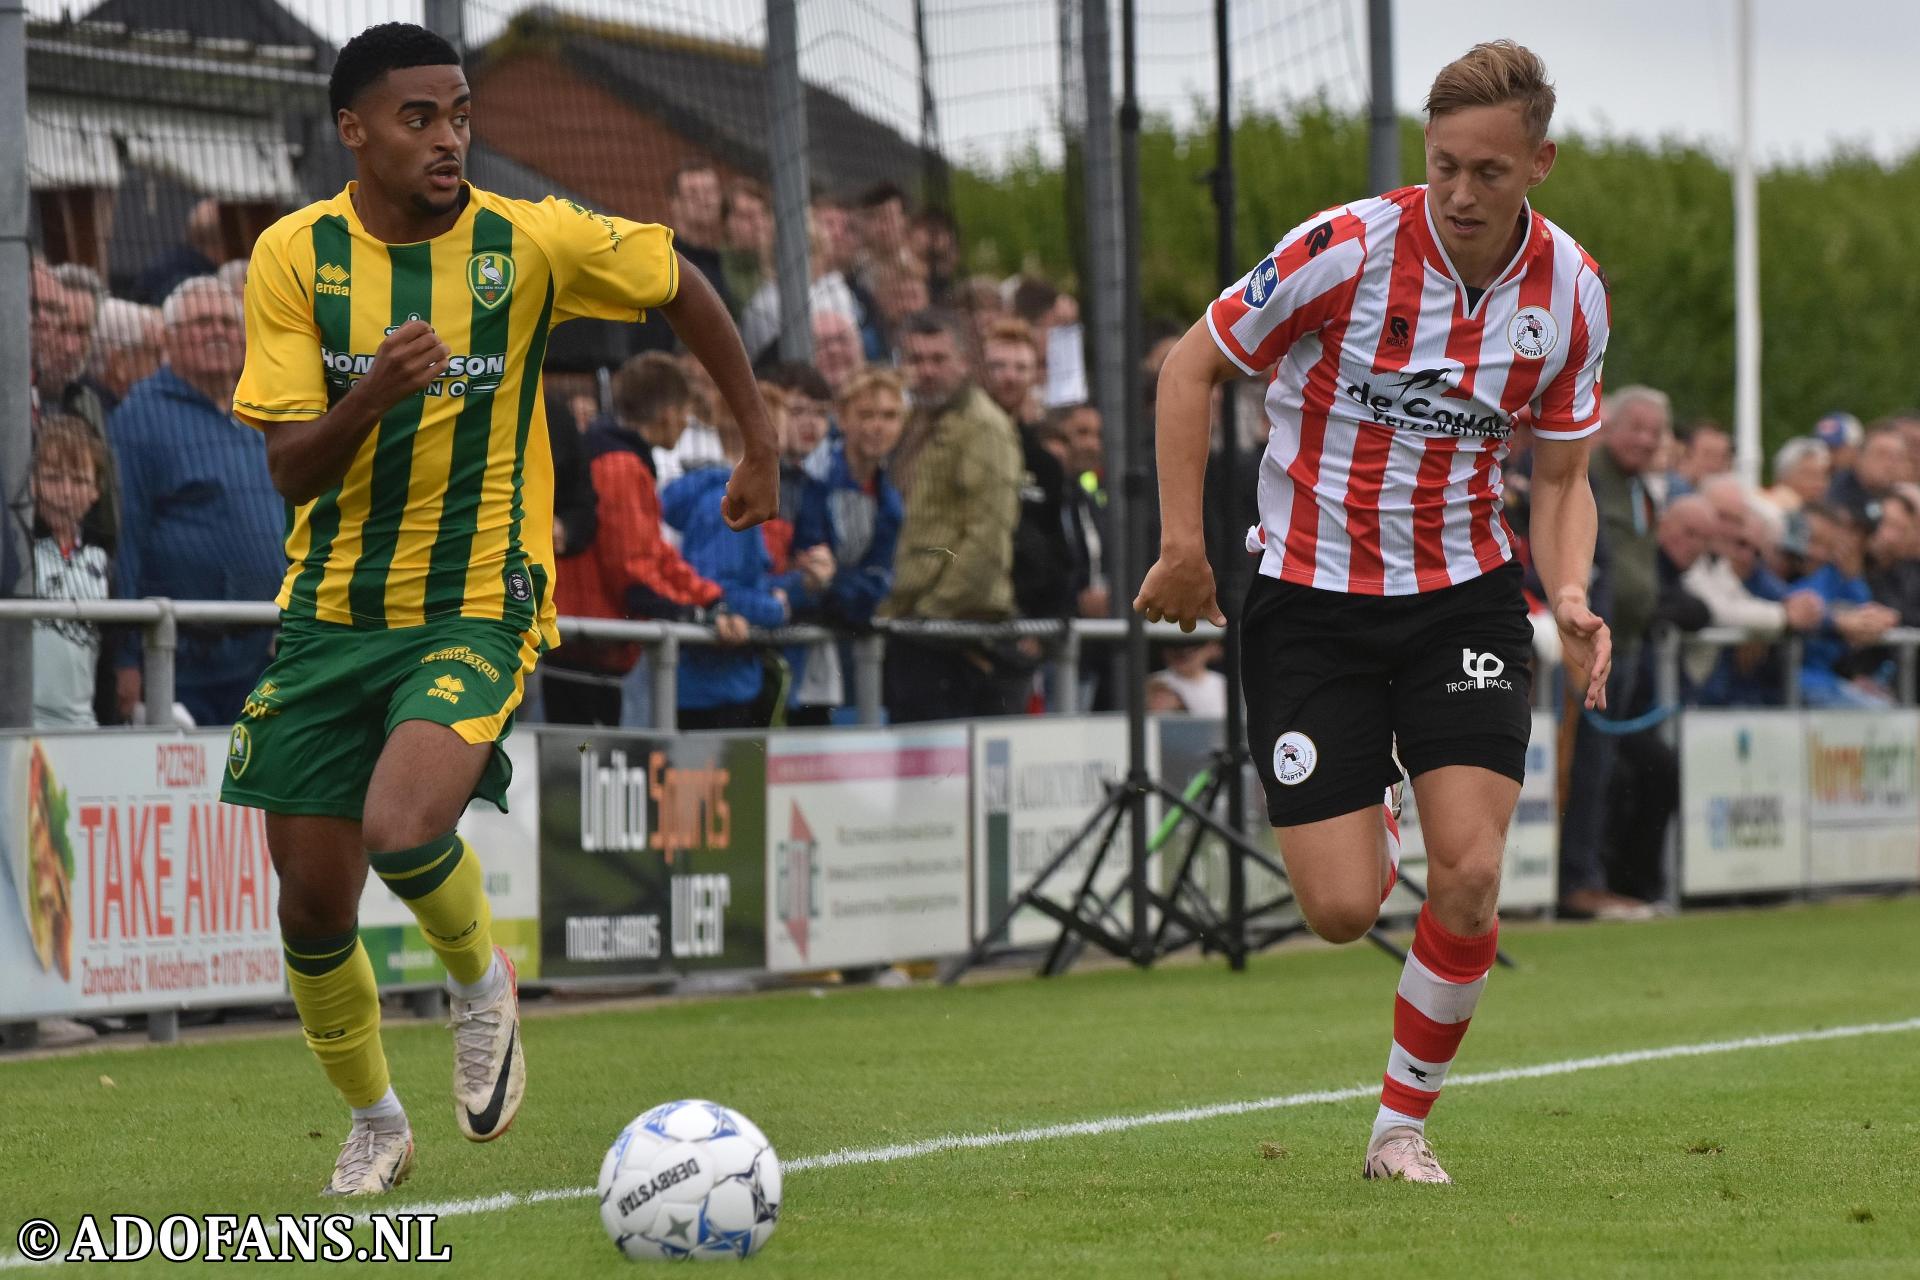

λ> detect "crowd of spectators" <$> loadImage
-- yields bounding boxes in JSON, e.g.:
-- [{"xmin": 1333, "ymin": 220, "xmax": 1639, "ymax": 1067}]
[
  {"xmin": 42, "ymin": 175, "xmax": 1920, "ymax": 881},
  {"xmin": 1505, "ymin": 389, "xmax": 1920, "ymax": 921},
  {"xmin": 27, "ymin": 233, "xmax": 277, "ymax": 732},
  {"xmin": 540, "ymin": 168, "xmax": 1122, "ymax": 730},
  {"xmin": 22, "ymin": 173, "xmax": 1125, "ymax": 734}
]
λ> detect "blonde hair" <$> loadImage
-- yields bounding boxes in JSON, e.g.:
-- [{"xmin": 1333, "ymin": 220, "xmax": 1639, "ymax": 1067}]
[
  {"xmin": 1424, "ymin": 40, "xmax": 1555, "ymax": 140},
  {"xmin": 837, "ymin": 367, "xmax": 905, "ymax": 410}
]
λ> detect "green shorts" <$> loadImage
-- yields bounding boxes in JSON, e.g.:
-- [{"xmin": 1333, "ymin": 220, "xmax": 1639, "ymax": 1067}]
[{"xmin": 220, "ymin": 615, "xmax": 542, "ymax": 820}]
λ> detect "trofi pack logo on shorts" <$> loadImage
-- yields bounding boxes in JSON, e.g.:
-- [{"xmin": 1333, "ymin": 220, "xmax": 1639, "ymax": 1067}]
[
  {"xmin": 1447, "ymin": 648, "xmax": 1515, "ymax": 694},
  {"xmin": 227, "ymin": 724, "xmax": 252, "ymax": 779},
  {"xmin": 1242, "ymin": 258, "xmax": 1280, "ymax": 309},
  {"xmin": 468, "ymin": 252, "xmax": 515, "ymax": 310},
  {"xmin": 1273, "ymin": 731, "xmax": 1317, "ymax": 786},
  {"xmin": 1507, "ymin": 306, "xmax": 1557, "ymax": 359}
]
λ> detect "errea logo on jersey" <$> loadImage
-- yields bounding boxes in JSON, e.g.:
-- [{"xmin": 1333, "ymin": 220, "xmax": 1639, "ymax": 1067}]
[{"xmin": 315, "ymin": 263, "xmax": 350, "ymax": 297}]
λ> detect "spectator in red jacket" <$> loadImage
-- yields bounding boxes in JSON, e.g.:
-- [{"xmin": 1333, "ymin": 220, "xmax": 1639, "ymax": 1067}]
[{"xmin": 548, "ymin": 353, "xmax": 747, "ymax": 725}]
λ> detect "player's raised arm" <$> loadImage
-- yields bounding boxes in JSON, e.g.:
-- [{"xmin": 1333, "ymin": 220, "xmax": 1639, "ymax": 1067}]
[
  {"xmin": 259, "ymin": 320, "xmax": 451, "ymax": 504},
  {"xmin": 1134, "ymin": 322, "xmax": 1238, "ymax": 632},
  {"xmin": 659, "ymin": 262, "xmax": 779, "ymax": 530}
]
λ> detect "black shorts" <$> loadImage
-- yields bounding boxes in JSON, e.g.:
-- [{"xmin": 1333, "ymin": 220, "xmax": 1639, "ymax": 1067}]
[{"xmin": 1241, "ymin": 561, "xmax": 1535, "ymax": 827}]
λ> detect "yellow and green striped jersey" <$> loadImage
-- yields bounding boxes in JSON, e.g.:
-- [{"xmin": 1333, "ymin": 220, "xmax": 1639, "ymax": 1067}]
[{"xmin": 233, "ymin": 182, "xmax": 678, "ymax": 647}]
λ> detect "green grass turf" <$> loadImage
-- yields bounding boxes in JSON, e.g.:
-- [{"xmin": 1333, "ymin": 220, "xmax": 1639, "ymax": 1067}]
[{"xmin": 2, "ymin": 896, "xmax": 1916, "ymax": 1277}]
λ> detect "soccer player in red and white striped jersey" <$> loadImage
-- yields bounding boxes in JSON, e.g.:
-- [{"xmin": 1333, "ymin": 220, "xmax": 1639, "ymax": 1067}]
[{"xmin": 1137, "ymin": 41, "xmax": 1613, "ymax": 1183}]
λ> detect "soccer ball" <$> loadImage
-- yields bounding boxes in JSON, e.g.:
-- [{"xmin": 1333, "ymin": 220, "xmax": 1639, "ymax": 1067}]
[{"xmin": 597, "ymin": 1100, "xmax": 782, "ymax": 1261}]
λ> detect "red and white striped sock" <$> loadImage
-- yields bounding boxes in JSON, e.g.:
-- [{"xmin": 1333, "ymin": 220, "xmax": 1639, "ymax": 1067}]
[
  {"xmin": 1371, "ymin": 904, "xmax": 1498, "ymax": 1145},
  {"xmin": 1380, "ymin": 789, "xmax": 1402, "ymax": 906}
]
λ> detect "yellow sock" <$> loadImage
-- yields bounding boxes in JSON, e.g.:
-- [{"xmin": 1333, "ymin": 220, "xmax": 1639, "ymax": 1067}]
[
  {"xmin": 370, "ymin": 833, "xmax": 495, "ymax": 986},
  {"xmin": 283, "ymin": 928, "xmax": 389, "ymax": 1109}
]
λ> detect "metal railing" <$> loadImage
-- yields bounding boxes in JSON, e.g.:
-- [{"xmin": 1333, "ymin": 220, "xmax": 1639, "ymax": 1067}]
[
  {"xmin": 12, "ymin": 598, "xmax": 1920, "ymax": 730},
  {"xmin": 1660, "ymin": 624, "xmax": 1920, "ymax": 711},
  {"xmin": 0, "ymin": 598, "xmax": 1226, "ymax": 730}
]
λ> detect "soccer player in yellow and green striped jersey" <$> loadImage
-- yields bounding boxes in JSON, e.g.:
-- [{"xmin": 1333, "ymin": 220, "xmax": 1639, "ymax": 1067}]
[{"xmin": 218, "ymin": 22, "xmax": 778, "ymax": 1196}]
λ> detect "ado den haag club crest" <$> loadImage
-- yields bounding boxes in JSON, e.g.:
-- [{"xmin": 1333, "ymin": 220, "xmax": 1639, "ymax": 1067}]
[{"xmin": 468, "ymin": 252, "xmax": 514, "ymax": 309}]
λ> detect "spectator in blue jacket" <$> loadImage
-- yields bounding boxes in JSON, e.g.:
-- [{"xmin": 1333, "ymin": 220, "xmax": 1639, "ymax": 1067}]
[
  {"xmin": 819, "ymin": 369, "xmax": 907, "ymax": 628},
  {"xmin": 758, "ymin": 367, "xmax": 841, "ymax": 723},
  {"xmin": 780, "ymin": 369, "xmax": 908, "ymax": 726},
  {"xmin": 661, "ymin": 390, "xmax": 794, "ymax": 730},
  {"xmin": 1793, "ymin": 503, "xmax": 1898, "ymax": 707},
  {"xmin": 110, "ymin": 277, "xmax": 283, "ymax": 726}
]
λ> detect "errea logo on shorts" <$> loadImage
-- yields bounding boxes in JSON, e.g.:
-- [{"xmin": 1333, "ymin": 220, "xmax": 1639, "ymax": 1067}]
[{"xmin": 1447, "ymin": 649, "xmax": 1514, "ymax": 693}]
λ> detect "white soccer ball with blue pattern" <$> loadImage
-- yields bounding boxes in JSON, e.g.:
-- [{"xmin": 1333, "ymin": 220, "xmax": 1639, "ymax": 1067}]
[{"xmin": 598, "ymin": 1099, "xmax": 782, "ymax": 1261}]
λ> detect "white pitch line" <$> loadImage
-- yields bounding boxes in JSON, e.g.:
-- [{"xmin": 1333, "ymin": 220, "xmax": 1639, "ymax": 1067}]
[{"xmin": 2, "ymin": 1015, "xmax": 1915, "ymax": 1268}]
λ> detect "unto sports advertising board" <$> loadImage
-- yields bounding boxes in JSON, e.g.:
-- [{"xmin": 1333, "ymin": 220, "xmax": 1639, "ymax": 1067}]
[
  {"xmin": 356, "ymin": 735, "xmax": 543, "ymax": 984},
  {"xmin": 537, "ymin": 729, "xmax": 766, "ymax": 979},
  {"xmin": 0, "ymin": 732, "xmax": 284, "ymax": 1019},
  {"xmin": 1802, "ymin": 711, "xmax": 1920, "ymax": 889},
  {"xmin": 1681, "ymin": 711, "xmax": 1807, "ymax": 895},
  {"xmin": 765, "ymin": 728, "xmax": 970, "ymax": 973},
  {"xmin": 971, "ymin": 716, "xmax": 1143, "ymax": 949}
]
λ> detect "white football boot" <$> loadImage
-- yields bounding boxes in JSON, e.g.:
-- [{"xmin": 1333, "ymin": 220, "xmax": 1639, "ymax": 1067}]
[{"xmin": 451, "ymin": 946, "xmax": 525, "ymax": 1142}]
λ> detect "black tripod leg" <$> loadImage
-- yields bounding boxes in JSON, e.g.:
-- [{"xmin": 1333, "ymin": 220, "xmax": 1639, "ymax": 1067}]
[
  {"xmin": 1041, "ymin": 798, "xmax": 1135, "ymax": 976},
  {"xmin": 941, "ymin": 785, "xmax": 1136, "ymax": 984}
]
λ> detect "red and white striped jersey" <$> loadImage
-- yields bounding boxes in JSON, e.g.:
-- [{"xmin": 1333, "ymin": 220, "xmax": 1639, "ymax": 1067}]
[{"xmin": 1208, "ymin": 185, "xmax": 1610, "ymax": 595}]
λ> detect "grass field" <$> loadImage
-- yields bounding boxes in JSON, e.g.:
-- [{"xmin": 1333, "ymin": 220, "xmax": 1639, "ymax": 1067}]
[{"xmin": 3, "ymin": 897, "xmax": 1917, "ymax": 1278}]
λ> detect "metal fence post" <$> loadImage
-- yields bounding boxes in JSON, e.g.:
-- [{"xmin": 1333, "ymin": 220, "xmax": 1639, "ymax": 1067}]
[
  {"xmin": 1056, "ymin": 623, "xmax": 1082, "ymax": 714},
  {"xmin": 1899, "ymin": 640, "xmax": 1916, "ymax": 706},
  {"xmin": 0, "ymin": 0, "xmax": 32, "ymax": 731},
  {"xmin": 147, "ymin": 1010, "xmax": 178, "ymax": 1043},
  {"xmin": 854, "ymin": 634, "xmax": 886, "ymax": 726},
  {"xmin": 1784, "ymin": 634, "xmax": 1803, "ymax": 708},
  {"xmin": 1655, "ymin": 627, "xmax": 1682, "ymax": 911},
  {"xmin": 423, "ymin": 0, "xmax": 465, "ymax": 52},
  {"xmin": 144, "ymin": 600, "xmax": 178, "ymax": 727},
  {"xmin": 766, "ymin": 0, "xmax": 814, "ymax": 363},
  {"xmin": 651, "ymin": 633, "xmax": 679, "ymax": 732}
]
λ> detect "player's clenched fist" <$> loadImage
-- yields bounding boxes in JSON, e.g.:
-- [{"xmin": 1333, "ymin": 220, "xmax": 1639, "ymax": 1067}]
[{"xmin": 364, "ymin": 319, "xmax": 452, "ymax": 407}]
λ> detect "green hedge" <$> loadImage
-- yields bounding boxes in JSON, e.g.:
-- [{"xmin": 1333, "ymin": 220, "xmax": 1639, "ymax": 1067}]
[{"xmin": 952, "ymin": 105, "xmax": 1920, "ymax": 462}]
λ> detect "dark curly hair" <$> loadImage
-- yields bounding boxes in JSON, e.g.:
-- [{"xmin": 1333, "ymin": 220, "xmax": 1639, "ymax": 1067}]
[{"xmin": 329, "ymin": 22, "xmax": 461, "ymax": 118}]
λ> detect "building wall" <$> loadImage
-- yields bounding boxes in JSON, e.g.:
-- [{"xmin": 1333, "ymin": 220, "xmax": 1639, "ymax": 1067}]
[{"xmin": 470, "ymin": 50, "xmax": 740, "ymax": 225}]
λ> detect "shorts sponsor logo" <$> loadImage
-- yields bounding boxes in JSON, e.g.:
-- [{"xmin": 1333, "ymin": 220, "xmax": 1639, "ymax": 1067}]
[
  {"xmin": 421, "ymin": 645, "xmax": 501, "ymax": 683},
  {"xmin": 427, "ymin": 674, "xmax": 465, "ymax": 704},
  {"xmin": 227, "ymin": 725, "xmax": 252, "ymax": 779},
  {"xmin": 241, "ymin": 680, "xmax": 282, "ymax": 720},
  {"xmin": 506, "ymin": 570, "xmax": 532, "ymax": 603},
  {"xmin": 1273, "ymin": 731, "xmax": 1317, "ymax": 786},
  {"xmin": 1447, "ymin": 648, "xmax": 1514, "ymax": 693},
  {"xmin": 1508, "ymin": 306, "xmax": 1557, "ymax": 359}
]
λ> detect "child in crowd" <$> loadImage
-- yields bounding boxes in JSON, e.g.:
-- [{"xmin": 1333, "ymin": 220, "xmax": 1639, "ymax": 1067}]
[{"xmin": 30, "ymin": 414, "xmax": 113, "ymax": 727}]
